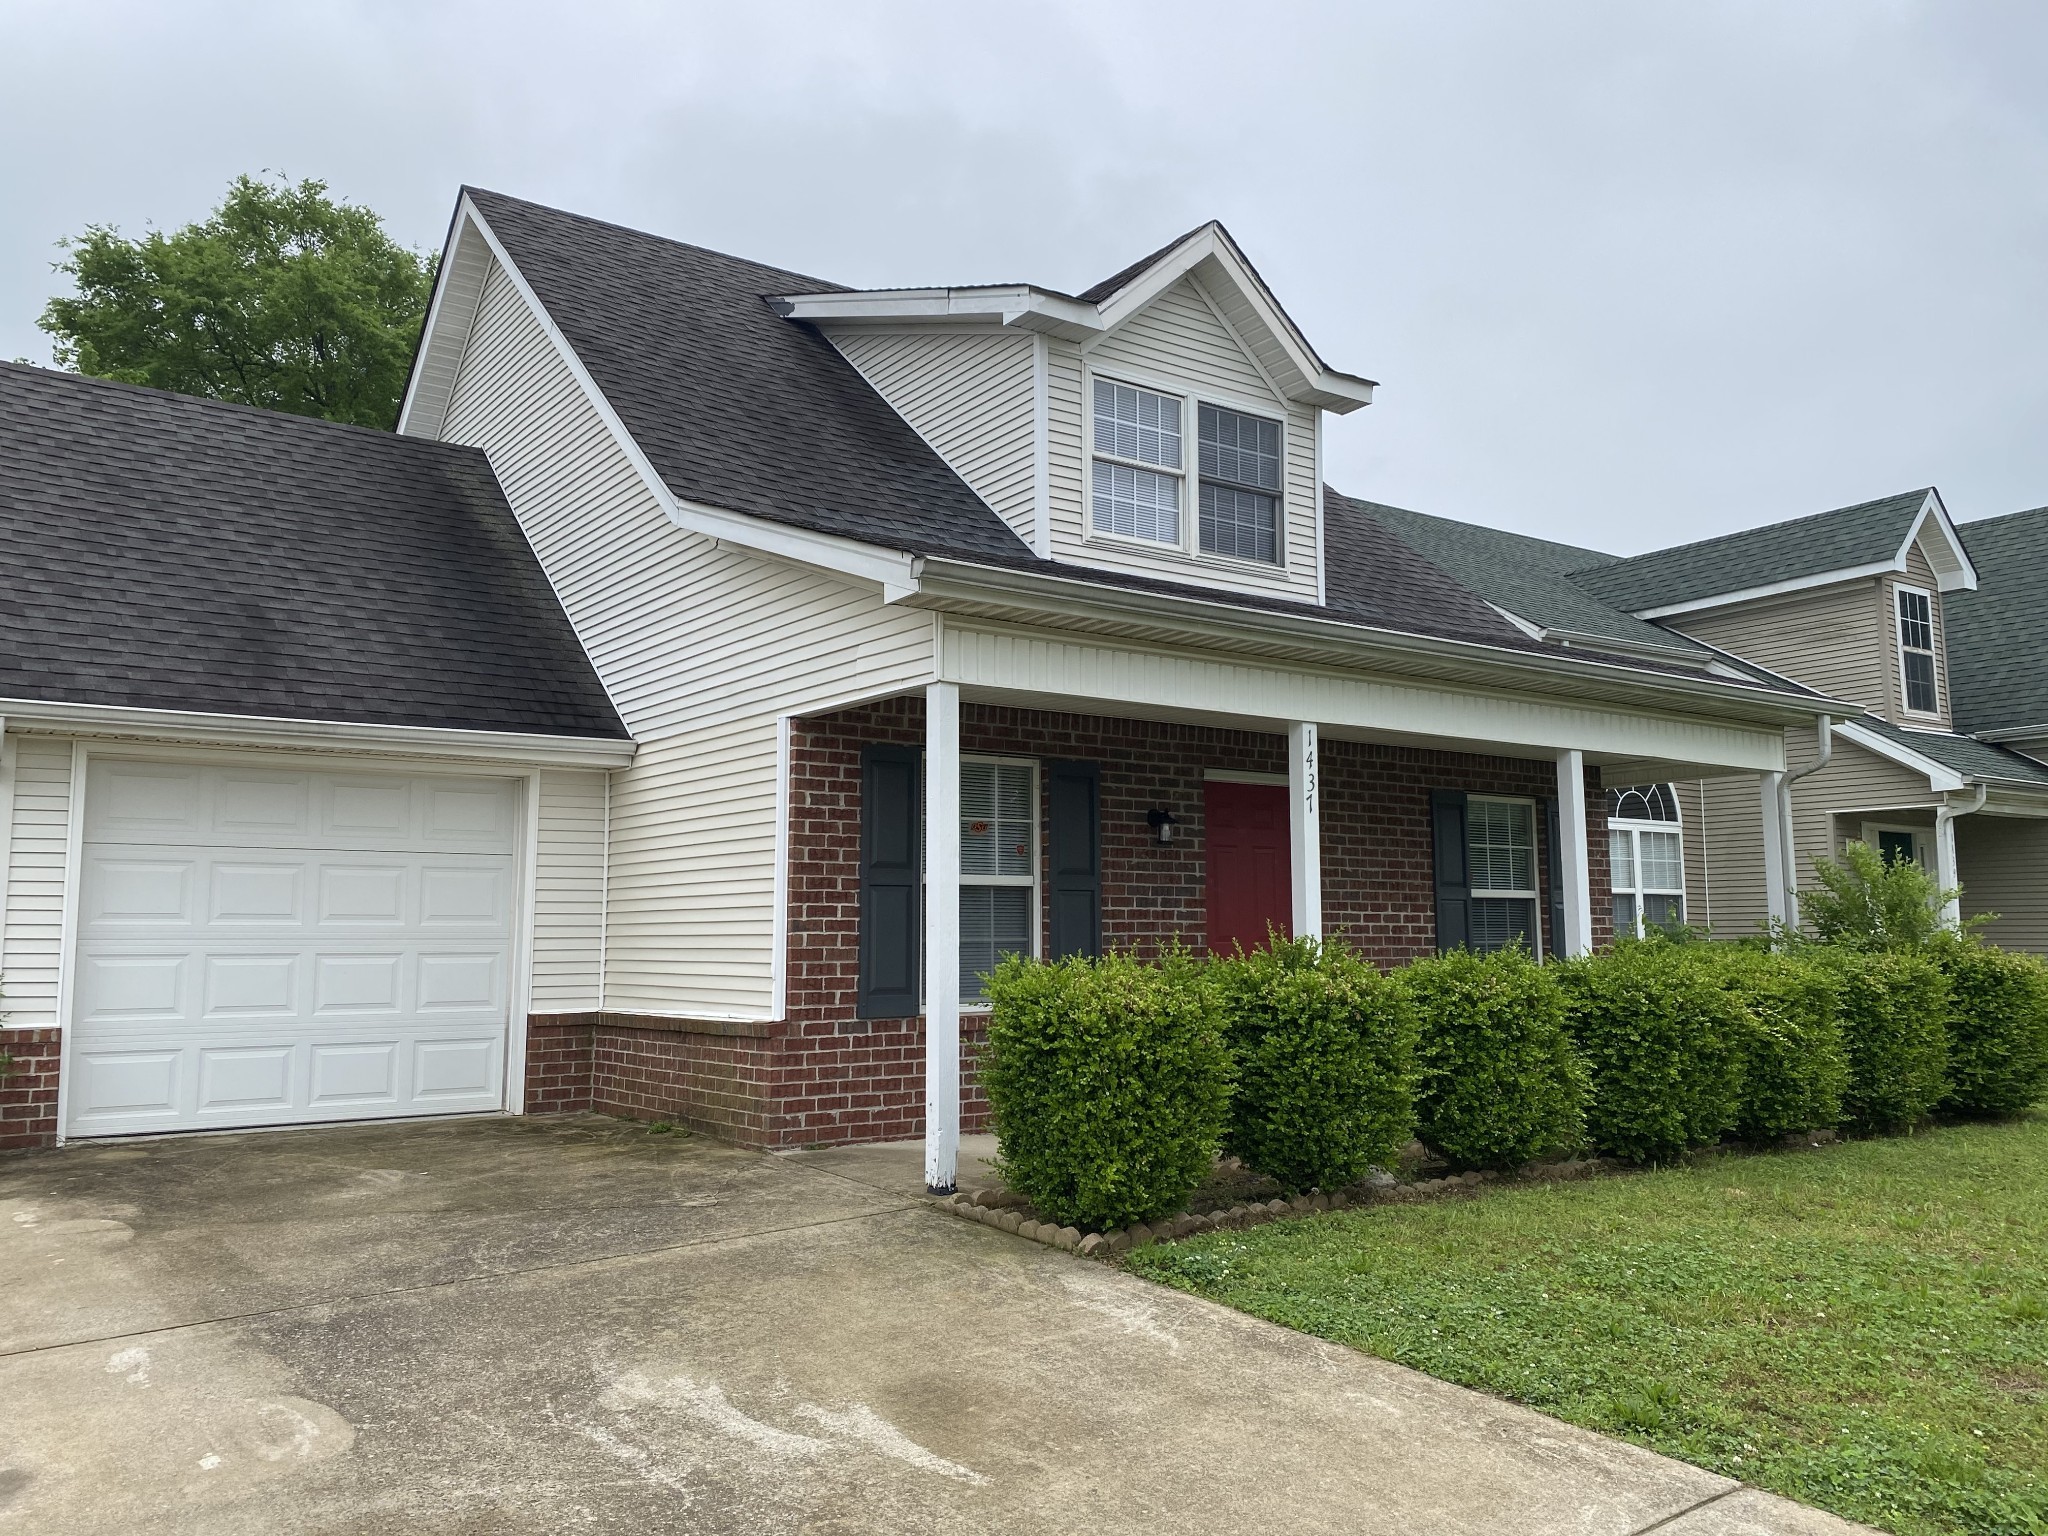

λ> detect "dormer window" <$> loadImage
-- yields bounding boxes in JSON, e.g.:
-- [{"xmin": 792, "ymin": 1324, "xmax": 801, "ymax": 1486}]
[
  {"xmin": 1896, "ymin": 585, "xmax": 1939, "ymax": 715},
  {"xmin": 1091, "ymin": 380, "xmax": 1182, "ymax": 545},
  {"xmin": 1198, "ymin": 404, "xmax": 1282, "ymax": 564}
]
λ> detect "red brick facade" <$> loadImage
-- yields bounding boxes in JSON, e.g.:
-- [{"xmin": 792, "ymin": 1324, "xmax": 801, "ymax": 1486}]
[
  {"xmin": 523, "ymin": 698, "xmax": 1611, "ymax": 1152},
  {"xmin": 0, "ymin": 1029, "xmax": 62, "ymax": 1151}
]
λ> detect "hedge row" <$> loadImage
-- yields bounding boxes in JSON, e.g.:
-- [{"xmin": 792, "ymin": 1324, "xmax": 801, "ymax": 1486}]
[{"xmin": 981, "ymin": 932, "xmax": 2048, "ymax": 1231}]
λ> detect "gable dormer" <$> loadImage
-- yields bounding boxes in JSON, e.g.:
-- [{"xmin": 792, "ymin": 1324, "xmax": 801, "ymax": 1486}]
[
  {"xmin": 1569, "ymin": 489, "xmax": 1977, "ymax": 728},
  {"xmin": 775, "ymin": 223, "xmax": 1373, "ymax": 607}
]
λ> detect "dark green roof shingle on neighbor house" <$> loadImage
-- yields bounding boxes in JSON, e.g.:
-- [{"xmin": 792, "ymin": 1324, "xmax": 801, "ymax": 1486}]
[
  {"xmin": 1852, "ymin": 716, "xmax": 2048, "ymax": 790},
  {"xmin": 1949, "ymin": 506, "xmax": 2048, "ymax": 735},
  {"xmin": 1566, "ymin": 489, "xmax": 1934, "ymax": 613},
  {"xmin": 1348, "ymin": 499, "xmax": 1708, "ymax": 655}
]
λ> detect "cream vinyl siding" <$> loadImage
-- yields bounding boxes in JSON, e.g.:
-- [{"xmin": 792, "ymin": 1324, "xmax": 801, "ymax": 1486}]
[
  {"xmin": 1043, "ymin": 276, "xmax": 1321, "ymax": 605},
  {"xmin": 1883, "ymin": 542, "xmax": 1952, "ymax": 727},
  {"xmin": 1695, "ymin": 774, "xmax": 1770, "ymax": 937},
  {"xmin": 1675, "ymin": 779, "xmax": 1713, "ymax": 931},
  {"xmin": 828, "ymin": 329, "xmax": 1038, "ymax": 548},
  {"xmin": 1, "ymin": 735, "xmax": 73, "ymax": 1027},
  {"xmin": 436, "ymin": 259, "xmax": 935, "ymax": 1017},
  {"xmin": 531, "ymin": 768, "xmax": 607, "ymax": 1010},
  {"xmin": 1956, "ymin": 816, "xmax": 2048, "ymax": 954},
  {"xmin": 1669, "ymin": 579, "xmax": 1889, "ymax": 711},
  {"xmin": 1687, "ymin": 728, "xmax": 1941, "ymax": 938}
]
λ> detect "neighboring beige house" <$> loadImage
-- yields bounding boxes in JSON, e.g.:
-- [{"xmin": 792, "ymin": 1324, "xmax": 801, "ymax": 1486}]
[{"xmin": 1371, "ymin": 491, "xmax": 2048, "ymax": 950}]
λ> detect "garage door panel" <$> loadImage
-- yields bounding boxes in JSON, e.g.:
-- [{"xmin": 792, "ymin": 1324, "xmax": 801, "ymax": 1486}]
[
  {"xmin": 71, "ymin": 759, "xmax": 518, "ymax": 1137},
  {"xmin": 198, "ymin": 1046, "xmax": 295, "ymax": 1111}
]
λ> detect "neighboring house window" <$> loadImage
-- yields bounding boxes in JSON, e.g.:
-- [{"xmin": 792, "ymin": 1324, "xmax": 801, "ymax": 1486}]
[
  {"xmin": 1860, "ymin": 822, "xmax": 1929, "ymax": 870},
  {"xmin": 1198, "ymin": 403, "xmax": 1283, "ymax": 564},
  {"xmin": 1091, "ymin": 380, "xmax": 1182, "ymax": 545},
  {"xmin": 1467, "ymin": 796, "xmax": 1540, "ymax": 953},
  {"xmin": 1608, "ymin": 783, "xmax": 1685, "ymax": 937},
  {"xmin": 959, "ymin": 757, "xmax": 1037, "ymax": 1001},
  {"xmin": 1896, "ymin": 586, "xmax": 1939, "ymax": 715}
]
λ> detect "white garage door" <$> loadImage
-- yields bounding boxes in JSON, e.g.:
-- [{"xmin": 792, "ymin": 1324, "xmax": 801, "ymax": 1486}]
[{"xmin": 68, "ymin": 758, "xmax": 521, "ymax": 1137}]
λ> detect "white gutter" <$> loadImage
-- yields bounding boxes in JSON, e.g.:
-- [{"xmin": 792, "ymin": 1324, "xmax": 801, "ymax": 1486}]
[
  {"xmin": 0, "ymin": 697, "xmax": 637, "ymax": 769},
  {"xmin": 1778, "ymin": 714, "xmax": 1835, "ymax": 927},
  {"xmin": 1936, "ymin": 782, "xmax": 1989, "ymax": 928}
]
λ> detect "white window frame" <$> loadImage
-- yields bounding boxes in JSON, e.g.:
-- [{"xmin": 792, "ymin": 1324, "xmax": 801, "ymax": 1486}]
[
  {"xmin": 1466, "ymin": 793, "xmax": 1543, "ymax": 955},
  {"xmin": 1083, "ymin": 364, "xmax": 1288, "ymax": 573},
  {"xmin": 1859, "ymin": 820, "xmax": 1930, "ymax": 869},
  {"xmin": 1894, "ymin": 583, "xmax": 1942, "ymax": 720},
  {"xmin": 1608, "ymin": 787, "xmax": 1687, "ymax": 939},
  {"xmin": 957, "ymin": 754, "xmax": 1040, "ymax": 1009}
]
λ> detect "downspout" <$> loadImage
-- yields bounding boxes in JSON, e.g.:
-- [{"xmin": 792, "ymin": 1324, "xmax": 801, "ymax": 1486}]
[
  {"xmin": 1935, "ymin": 782, "xmax": 1988, "ymax": 929},
  {"xmin": 1778, "ymin": 714, "xmax": 1834, "ymax": 930}
]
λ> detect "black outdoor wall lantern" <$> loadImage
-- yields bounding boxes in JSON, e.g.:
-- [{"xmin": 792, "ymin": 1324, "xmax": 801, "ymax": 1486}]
[{"xmin": 1146, "ymin": 808, "xmax": 1180, "ymax": 846}]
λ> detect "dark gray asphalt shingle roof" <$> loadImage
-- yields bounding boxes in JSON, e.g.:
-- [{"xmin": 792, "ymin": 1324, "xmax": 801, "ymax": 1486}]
[
  {"xmin": 1949, "ymin": 507, "xmax": 2048, "ymax": 734},
  {"xmin": 466, "ymin": 188, "xmax": 1033, "ymax": 565},
  {"xmin": 1350, "ymin": 500, "xmax": 1705, "ymax": 655},
  {"xmin": 1567, "ymin": 489, "xmax": 1932, "ymax": 613},
  {"xmin": 0, "ymin": 362, "xmax": 626, "ymax": 737}
]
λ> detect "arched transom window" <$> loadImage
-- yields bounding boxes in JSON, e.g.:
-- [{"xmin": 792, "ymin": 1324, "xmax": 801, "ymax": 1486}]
[{"xmin": 1607, "ymin": 783, "xmax": 1685, "ymax": 937}]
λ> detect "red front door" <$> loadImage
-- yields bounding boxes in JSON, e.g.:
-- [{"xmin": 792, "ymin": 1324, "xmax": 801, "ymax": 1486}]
[{"xmin": 1204, "ymin": 780, "xmax": 1291, "ymax": 955}]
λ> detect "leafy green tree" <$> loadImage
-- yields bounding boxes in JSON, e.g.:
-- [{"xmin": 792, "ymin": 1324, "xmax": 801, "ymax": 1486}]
[
  {"xmin": 38, "ymin": 174, "xmax": 435, "ymax": 428},
  {"xmin": 1795, "ymin": 840, "xmax": 1970, "ymax": 951}
]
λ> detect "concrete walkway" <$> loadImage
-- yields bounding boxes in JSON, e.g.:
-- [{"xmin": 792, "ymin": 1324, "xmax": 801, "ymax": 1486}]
[{"xmin": 0, "ymin": 1116, "xmax": 1877, "ymax": 1535}]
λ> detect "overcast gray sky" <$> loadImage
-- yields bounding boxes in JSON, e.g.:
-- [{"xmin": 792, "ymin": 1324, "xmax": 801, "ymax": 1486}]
[{"xmin": 5, "ymin": 1, "xmax": 2044, "ymax": 552}]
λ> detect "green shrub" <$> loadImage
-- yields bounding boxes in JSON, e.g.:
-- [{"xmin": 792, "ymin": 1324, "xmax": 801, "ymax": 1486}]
[
  {"xmin": 1395, "ymin": 946, "xmax": 1587, "ymax": 1169},
  {"xmin": 1930, "ymin": 939, "xmax": 2048, "ymax": 1116},
  {"xmin": 1558, "ymin": 939, "xmax": 1746, "ymax": 1162},
  {"xmin": 1814, "ymin": 948, "xmax": 1950, "ymax": 1131},
  {"xmin": 1690, "ymin": 946, "xmax": 1848, "ymax": 1139},
  {"xmin": 1800, "ymin": 840, "xmax": 1961, "ymax": 950},
  {"xmin": 981, "ymin": 949, "xmax": 1232, "ymax": 1230},
  {"xmin": 1210, "ymin": 935, "xmax": 1417, "ymax": 1191}
]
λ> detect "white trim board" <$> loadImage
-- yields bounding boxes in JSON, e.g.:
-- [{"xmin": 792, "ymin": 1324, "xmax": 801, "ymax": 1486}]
[{"xmin": 0, "ymin": 696, "xmax": 635, "ymax": 770}]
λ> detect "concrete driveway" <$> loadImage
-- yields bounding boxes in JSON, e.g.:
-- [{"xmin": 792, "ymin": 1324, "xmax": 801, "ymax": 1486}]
[{"xmin": 0, "ymin": 1116, "xmax": 1873, "ymax": 1535}]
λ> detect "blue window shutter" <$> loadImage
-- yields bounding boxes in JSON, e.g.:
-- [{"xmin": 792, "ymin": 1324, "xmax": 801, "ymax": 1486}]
[
  {"xmin": 1430, "ymin": 789, "xmax": 1470, "ymax": 954},
  {"xmin": 1046, "ymin": 761, "xmax": 1102, "ymax": 960},
  {"xmin": 859, "ymin": 745, "xmax": 921, "ymax": 1018}
]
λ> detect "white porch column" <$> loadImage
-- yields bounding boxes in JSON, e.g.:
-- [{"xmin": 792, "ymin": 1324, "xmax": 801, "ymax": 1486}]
[
  {"xmin": 1760, "ymin": 771, "xmax": 1790, "ymax": 927},
  {"xmin": 1554, "ymin": 749, "xmax": 1593, "ymax": 956},
  {"xmin": 1934, "ymin": 809, "xmax": 1961, "ymax": 927},
  {"xmin": 1287, "ymin": 720, "xmax": 1322, "ymax": 940},
  {"xmin": 923, "ymin": 681, "xmax": 961, "ymax": 1195}
]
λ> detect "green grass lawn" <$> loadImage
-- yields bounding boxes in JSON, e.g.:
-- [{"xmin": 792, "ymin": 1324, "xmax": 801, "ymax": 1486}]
[{"xmin": 1127, "ymin": 1114, "xmax": 2048, "ymax": 1536}]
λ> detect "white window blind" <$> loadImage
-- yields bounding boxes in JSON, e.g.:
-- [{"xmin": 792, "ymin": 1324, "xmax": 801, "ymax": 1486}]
[
  {"xmin": 1608, "ymin": 783, "xmax": 1686, "ymax": 937},
  {"xmin": 959, "ymin": 759, "xmax": 1036, "ymax": 1000},
  {"xmin": 1466, "ymin": 797, "xmax": 1538, "ymax": 954},
  {"xmin": 1091, "ymin": 380, "xmax": 1183, "ymax": 546}
]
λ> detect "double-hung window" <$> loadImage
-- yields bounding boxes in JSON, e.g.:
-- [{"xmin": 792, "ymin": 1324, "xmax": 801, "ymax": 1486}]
[
  {"xmin": 958, "ymin": 758, "xmax": 1037, "ymax": 1002},
  {"xmin": 1466, "ymin": 797, "xmax": 1540, "ymax": 953},
  {"xmin": 1608, "ymin": 783, "xmax": 1685, "ymax": 937},
  {"xmin": 1091, "ymin": 380, "xmax": 1182, "ymax": 546},
  {"xmin": 1896, "ymin": 586, "xmax": 1939, "ymax": 716},
  {"xmin": 1198, "ymin": 403, "xmax": 1283, "ymax": 564}
]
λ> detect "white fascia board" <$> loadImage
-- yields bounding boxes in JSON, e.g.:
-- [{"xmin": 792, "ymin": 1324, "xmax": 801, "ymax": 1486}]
[
  {"xmin": 1974, "ymin": 723, "xmax": 2048, "ymax": 744},
  {"xmin": 1092, "ymin": 224, "xmax": 1377, "ymax": 413},
  {"xmin": 1899, "ymin": 491, "xmax": 1979, "ymax": 592},
  {"xmin": 1632, "ymin": 560, "xmax": 1902, "ymax": 620},
  {"xmin": 1834, "ymin": 718, "xmax": 1966, "ymax": 792},
  {"xmin": 911, "ymin": 558, "xmax": 1849, "ymax": 728},
  {"xmin": 1485, "ymin": 603, "xmax": 1548, "ymax": 642},
  {"xmin": 458, "ymin": 200, "xmax": 920, "ymax": 598},
  {"xmin": 775, "ymin": 287, "xmax": 1101, "ymax": 342},
  {"xmin": 396, "ymin": 200, "xmax": 493, "ymax": 439},
  {"xmin": 0, "ymin": 697, "xmax": 637, "ymax": 769}
]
